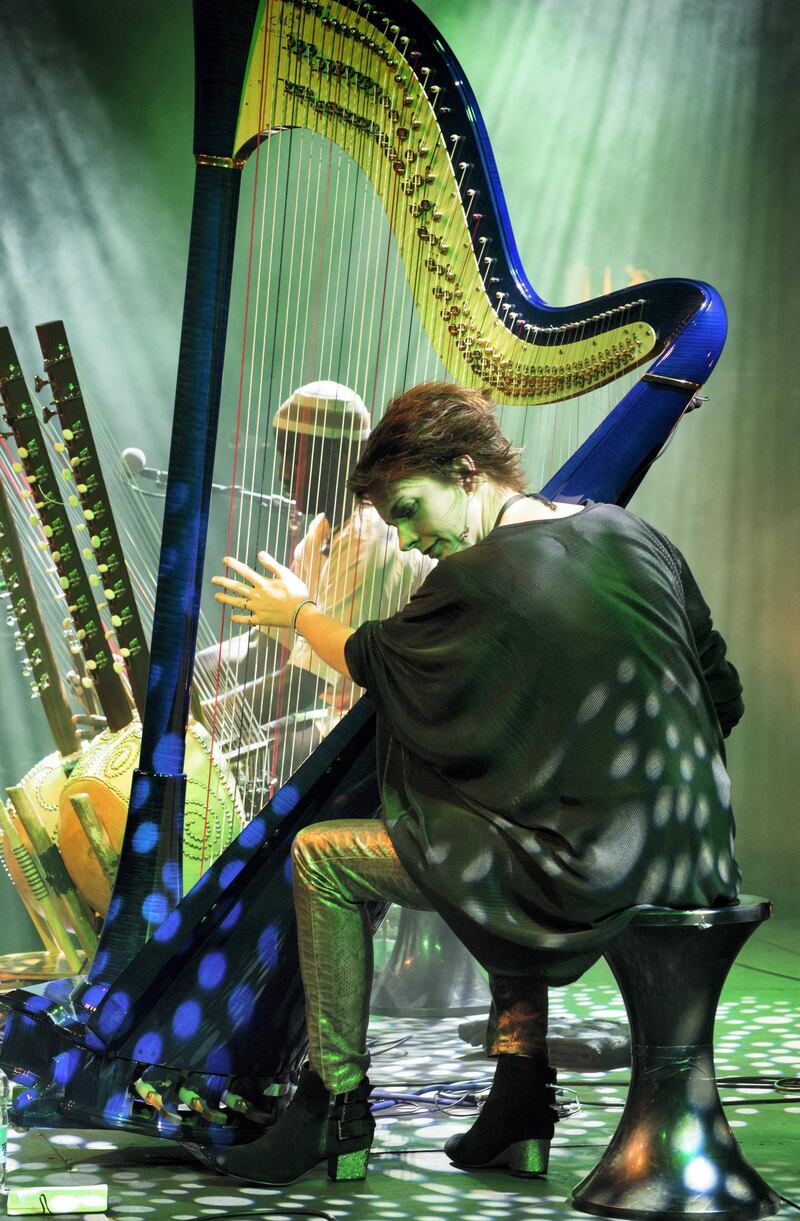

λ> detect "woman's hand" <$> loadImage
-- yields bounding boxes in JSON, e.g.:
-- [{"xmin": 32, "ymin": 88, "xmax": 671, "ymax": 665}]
[{"xmin": 212, "ymin": 552, "xmax": 311, "ymax": 630}]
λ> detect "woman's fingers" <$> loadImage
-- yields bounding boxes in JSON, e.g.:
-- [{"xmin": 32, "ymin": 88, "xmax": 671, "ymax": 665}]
[
  {"xmin": 211, "ymin": 575, "xmax": 252, "ymax": 595},
  {"xmin": 214, "ymin": 591, "xmax": 249, "ymax": 608},
  {"xmin": 223, "ymin": 555, "xmax": 262, "ymax": 583},
  {"xmin": 256, "ymin": 550, "xmax": 286, "ymax": 575}
]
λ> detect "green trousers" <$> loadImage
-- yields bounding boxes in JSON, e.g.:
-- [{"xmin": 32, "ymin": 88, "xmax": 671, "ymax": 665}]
[{"xmin": 291, "ymin": 818, "xmax": 549, "ymax": 1094}]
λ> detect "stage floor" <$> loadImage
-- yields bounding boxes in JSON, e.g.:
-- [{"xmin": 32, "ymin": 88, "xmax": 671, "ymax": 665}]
[{"xmin": 4, "ymin": 916, "xmax": 799, "ymax": 1220}]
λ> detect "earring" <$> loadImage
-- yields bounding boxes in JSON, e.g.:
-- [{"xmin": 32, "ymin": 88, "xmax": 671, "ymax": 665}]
[{"xmin": 458, "ymin": 497, "xmax": 470, "ymax": 544}]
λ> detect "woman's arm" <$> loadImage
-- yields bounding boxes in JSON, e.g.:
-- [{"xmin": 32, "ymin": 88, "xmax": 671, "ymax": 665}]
[
  {"xmin": 293, "ymin": 602, "xmax": 354, "ymax": 679},
  {"xmin": 212, "ymin": 551, "xmax": 354, "ymax": 680}
]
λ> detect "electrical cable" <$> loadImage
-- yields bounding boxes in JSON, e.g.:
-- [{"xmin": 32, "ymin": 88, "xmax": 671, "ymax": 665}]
[{"xmin": 735, "ymin": 961, "xmax": 800, "ymax": 984}]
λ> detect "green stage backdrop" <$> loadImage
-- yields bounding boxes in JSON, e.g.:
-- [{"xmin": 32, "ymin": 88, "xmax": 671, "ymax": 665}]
[{"xmin": 0, "ymin": 0, "xmax": 797, "ymax": 951}]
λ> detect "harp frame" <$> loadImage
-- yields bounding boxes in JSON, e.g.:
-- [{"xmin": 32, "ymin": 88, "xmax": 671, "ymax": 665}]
[{"xmin": 0, "ymin": 0, "xmax": 728, "ymax": 1144}]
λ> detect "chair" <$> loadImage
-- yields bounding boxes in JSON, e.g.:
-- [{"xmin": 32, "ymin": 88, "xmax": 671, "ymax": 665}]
[{"xmin": 571, "ymin": 897, "xmax": 779, "ymax": 1220}]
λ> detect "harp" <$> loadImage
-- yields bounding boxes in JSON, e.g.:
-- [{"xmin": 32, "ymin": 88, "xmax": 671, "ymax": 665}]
[{"xmin": 0, "ymin": 0, "xmax": 725, "ymax": 1142}]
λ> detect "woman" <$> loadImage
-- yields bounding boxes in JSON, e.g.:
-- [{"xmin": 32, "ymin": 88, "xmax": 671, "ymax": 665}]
[{"xmin": 210, "ymin": 382, "xmax": 743, "ymax": 1186}]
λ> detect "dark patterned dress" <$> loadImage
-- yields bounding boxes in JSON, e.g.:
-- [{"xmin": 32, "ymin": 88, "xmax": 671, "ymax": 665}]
[{"xmin": 345, "ymin": 502, "xmax": 743, "ymax": 984}]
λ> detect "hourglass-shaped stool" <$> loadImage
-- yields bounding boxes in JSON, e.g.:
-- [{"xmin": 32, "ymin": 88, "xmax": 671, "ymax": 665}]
[{"xmin": 572, "ymin": 897, "xmax": 779, "ymax": 1220}]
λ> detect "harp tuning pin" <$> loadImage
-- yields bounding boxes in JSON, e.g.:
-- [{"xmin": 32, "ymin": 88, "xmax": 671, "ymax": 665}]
[
  {"xmin": 42, "ymin": 405, "xmax": 59, "ymax": 423},
  {"xmin": 34, "ymin": 376, "xmax": 50, "ymax": 393}
]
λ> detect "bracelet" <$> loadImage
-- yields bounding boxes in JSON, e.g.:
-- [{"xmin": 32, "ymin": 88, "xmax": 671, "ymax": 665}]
[{"xmin": 290, "ymin": 597, "xmax": 317, "ymax": 633}]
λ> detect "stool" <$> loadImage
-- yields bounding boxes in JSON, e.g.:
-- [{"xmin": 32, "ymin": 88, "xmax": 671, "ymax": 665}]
[{"xmin": 572, "ymin": 897, "xmax": 779, "ymax": 1220}]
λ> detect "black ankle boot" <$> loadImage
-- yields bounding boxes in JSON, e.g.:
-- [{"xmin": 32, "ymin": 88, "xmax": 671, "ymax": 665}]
[
  {"xmin": 201, "ymin": 1065, "xmax": 374, "ymax": 1186},
  {"xmin": 444, "ymin": 1054, "xmax": 557, "ymax": 1176}
]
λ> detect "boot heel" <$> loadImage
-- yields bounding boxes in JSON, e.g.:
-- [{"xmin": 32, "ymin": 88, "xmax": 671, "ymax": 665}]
[
  {"xmin": 327, "ymin": 1146, "xmax": 370, "ymax": 1182},
  {"xmin": 506, "ymin": 1137, "xmax": 550, "ymax": 1177}
]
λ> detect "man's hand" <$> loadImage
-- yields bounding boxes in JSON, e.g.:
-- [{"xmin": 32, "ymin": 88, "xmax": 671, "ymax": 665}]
[{"xmin": 291, "ymin": 512, "xmax": 330, "ymax": 601}]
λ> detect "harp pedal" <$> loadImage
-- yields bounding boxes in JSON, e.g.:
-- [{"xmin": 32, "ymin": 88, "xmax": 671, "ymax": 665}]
[
  {"xmin": 221, "ymin": 1089, "xmax": 271, "ymax": 1124},
  {"xmin": 132, "ymin": 1076, "xmax": 181, "ymax": 1122},
  {"xmin": 178, "ymin": 1085, "xmax": 226, "ymax": 1123}
]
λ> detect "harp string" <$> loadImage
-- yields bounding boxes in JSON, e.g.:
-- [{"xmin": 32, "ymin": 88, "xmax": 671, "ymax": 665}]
[{"xmin": 200, "ymin": 0, "xmax": 652, "ymax": 832}]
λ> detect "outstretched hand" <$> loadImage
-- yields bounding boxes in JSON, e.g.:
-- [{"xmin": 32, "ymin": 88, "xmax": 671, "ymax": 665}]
[{"xmin": 212, "ymin": 551, "xmax": 310, "ymax": 630}]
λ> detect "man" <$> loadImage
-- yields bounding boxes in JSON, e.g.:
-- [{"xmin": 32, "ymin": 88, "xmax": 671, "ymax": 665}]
[{"xmin": 200, "ymin": 381, "xmax": 432, "ymax": 772}]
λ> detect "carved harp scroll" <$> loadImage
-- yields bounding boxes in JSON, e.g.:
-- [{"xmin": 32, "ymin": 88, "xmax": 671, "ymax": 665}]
[{"xmin": 85, "ymin": 0, "xmax": 726, "ymax": 991}]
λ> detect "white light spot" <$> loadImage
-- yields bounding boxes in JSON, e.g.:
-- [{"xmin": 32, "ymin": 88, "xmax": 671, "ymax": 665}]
[
  {"xmin": 577, "ymin": 684, "xmax": 609, "ymax": 724},
  {"xmin": 662, "ymin": 668, "xmax": 677, "ymax": 694},
  {"xmin": 645, "ymin": 749, "xmax": 665, "ymax": 780},
  {"xmin": 617, "ymin": 656, "xmax": 636, "ymax": 683},
  {"xmin": 534, "ymin": 749, "xmax": 564, "ymax": 787},
  {"xmin": 725, "ymin": 1174, "xmax": 756, "ymax": 1201},
  {"xmin": 615, "ymin": 702, "xmax": 638, "ymax": 735},
  {"xmin": 644, "ymin": 856, "xmax": 667, "ymax": 896},
  {"xmin": 645, "ymin": 691, "xmax": 660, "ymax": 718},
  {"xmin": 463, "ymin": 899, "xmax": 489, "ymax": 925},
  {"xmin": 609, "ymin": 742, "xmax": 638, "ymax": 779},
  {"xmin": 428, "ymin": 841, "xmax": 451, "ymax": 865},
  {"xmin": 680, "ymin": 753, "xmax": 695, "ymax": 781},
  {"xmin": 684, "ymin": 1156, "xmax": 718, "ymax": 1192},
  {"xmin": 462, "ymin": 850, "xmax": 493, "ymax": 883},
  {"xmin": 654, "ymin": 788, "xmax": 672, "ymax": 827},
  {"xmin": 671, "ymin": 853, "xmax": 691, "ymax": 894},
  {"xmin": 694, "ymin": 796, "xmax": 710, "ymax": 830},
  {"xmin": 693, "ymin": 734, "xmax": 707, "ymax": 760},
  {"xmin": 712, "ymin": 755, "xmax": 731, "ymax": 807},
  {"xmin": 676, "ymin": 787, "xmax": 692, "ymax": 822},
  {"xmin": 666, "ymin": 723, "xmax": 680, "ymax": 749}
]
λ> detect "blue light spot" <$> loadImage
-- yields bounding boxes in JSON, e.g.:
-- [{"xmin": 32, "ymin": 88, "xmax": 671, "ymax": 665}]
[
  {"xmin": 228, "ymin": 983, "xmax": 256, "ymax": 1028},
  {"xmin": 155, "ymin": 1112, "xmax": 181, "ymax": 1138},
  {"xmin": 257, "ymin": 925, "xmax": 279, "ymax": 969},
  {"xmin": 220, "ymin": 901, "xmax": 243, "ymax": 932},
  {"xmin": 219, "ymin": 859, "xmax": 245, "ymax": 890},
  {"xmin": 90, "ymin": 950, "xmax": 109, "ymax": 976},
  {"xmin": 205, "ymin": 1045, "xmax": 232, "ymax": 1075},
  {"xmin": 132, "ymin": 821, "xmax": 160, "ymax": 853},
  {"xmin": 161, "ymin": 539, "xmax": 180, "ymax": 567},
  {"xmin": 198, "ymin": 952, "xmax": 227, "ymax": 990},
  {"xmin": 166, "ymin": 482, "xmax": 189, "ymax": 512},
  {"xmin": 24, "ymin": 995, "xmax": 52, "ymax": 1014},
  {"xmin": 129, "ymin": 775, "xmax": 152, "ymax": 812},
  {"xmin": 239, "ymin": 819, "xmax": 267, "ymax": 850},
  {"xmin": 162, "ymin": 859, "xmax": 181, "ymax": 897},
  {"xmin": 271, "ymin": 783, "xmax": 300, "ymax": 816},
  {"xmin": 106, "ymin": 897, "xmax": 122, "ymax": 923},
  {"xmin": 152, "ymin": 909, "xmax": 182, "ymax": 943},
  {"xmin": 84, "ymin": 1031, "xmax": 105, "ymax": 1052},
  {"xmin": 152, "ymin": 732, "xmax": 184, "ymax": 774},
  {"xmin": 283, "ymin": 855, "xmax": 294, "ymax": 885},
  {"xmin": 79, "ymin": 983, "xmax": 108, "ymax": 1009},
  {"xmin": 142, "ymin": 892, "xmax": 169, "ymax": 925},
  {"xmin": 103, "ymin": 1091, "xmax": 132, "ymax": 1122},
  {"xmin": 53, "ymin": 1049, "xmax": 82, "ymax": 1086},
  {"xmin": 96, "ymin": 991, "xmax": 131, "ymax": 1039},
  {"xmin": 133, "ymin": 1031, "xmax": 164, "ymax": 1063},
  {"xmin": 172, "ymin": 1000, "xmax": 201, "ymax": 1039},
  {"xmin": 190, "ymin": 868, "xmax": 212, "ymax": 893},
  {"xmin": 149, "ymin": 662, "xmax": 163, "ymax": 688},
  {"xmin": 15, "ymin": 1089, "xmax": 37, "ymax": 1110}
]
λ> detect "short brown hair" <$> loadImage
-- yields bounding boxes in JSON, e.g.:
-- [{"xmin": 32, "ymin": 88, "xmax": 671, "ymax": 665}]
[{"xmin": 347, "ymin": 382, "xmax": 526, "ymax": 502}]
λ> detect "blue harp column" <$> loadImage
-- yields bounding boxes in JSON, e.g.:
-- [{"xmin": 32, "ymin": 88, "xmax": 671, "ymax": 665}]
[{"xmin": 83, "ymin": 0, "xmax": 262, "ymax": 991}]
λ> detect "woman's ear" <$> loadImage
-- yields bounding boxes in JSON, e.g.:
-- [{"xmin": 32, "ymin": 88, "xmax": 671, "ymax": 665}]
[{"xmin": 455, "ymin": 454, "xmax": 477, "ymax": 492}]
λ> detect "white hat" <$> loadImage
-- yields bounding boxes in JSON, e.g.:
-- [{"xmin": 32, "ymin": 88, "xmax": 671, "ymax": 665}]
[{"xmin": 272, "ymin": 381, "xmax": 371, "ymax": 440}]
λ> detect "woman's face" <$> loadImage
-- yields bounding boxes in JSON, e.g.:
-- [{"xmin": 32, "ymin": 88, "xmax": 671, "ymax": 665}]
[{"xmin": 378, "ymin": 474, "xmax": 470, "ymax": 560}]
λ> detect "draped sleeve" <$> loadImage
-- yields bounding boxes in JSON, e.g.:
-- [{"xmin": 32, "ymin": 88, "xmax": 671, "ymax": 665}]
[
  {"xmin": 643, "ymin": 528, "xmax": 744, "ymax": 738},
  {"xmin": 344, "ymin": 549, "xmax": 526, "ymax": 776}
]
